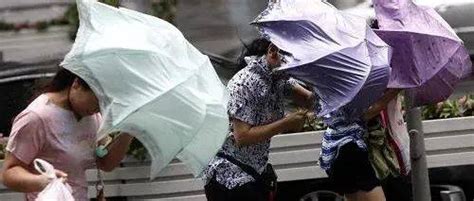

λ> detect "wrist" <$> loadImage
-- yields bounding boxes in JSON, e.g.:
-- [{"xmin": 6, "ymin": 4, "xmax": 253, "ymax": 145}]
[
  {"xmin": 37, "ymin": 174, "xmax": 51, "ymax": 190},
  {"xmin": 120, "ymin": 133, "xmax": 134, "ymax": 142},
  {"xmin": 280, "ymin": 116, "xmax": 292, "ymax": 133}
]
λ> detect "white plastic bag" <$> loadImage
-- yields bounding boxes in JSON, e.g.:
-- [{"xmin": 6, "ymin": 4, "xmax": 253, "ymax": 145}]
[
  {"xmin": 34, "ymin": 159, "xmax": 75, "ymax": 201},
  {"xmin": 385, "ymin": 97, "xmax": 411, "ymax": 175}
]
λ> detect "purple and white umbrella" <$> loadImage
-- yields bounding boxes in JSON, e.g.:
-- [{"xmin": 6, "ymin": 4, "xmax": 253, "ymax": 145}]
[
  {"xmin": 252, "ymin": 0, "xmax": 391, "ymax": 117},
  {"xmin": 373, "ymin": 0, "xmax": 472, "ymax": 106}
]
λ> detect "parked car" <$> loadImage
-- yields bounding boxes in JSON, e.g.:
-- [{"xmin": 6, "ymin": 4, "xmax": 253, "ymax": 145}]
[
  {"xmin": 0, "ymin": 59, "xmax": 58, "ymax": 135},
  {"xmin": 343, "ymin": 0, "xmax": 474, "ymax": 57}
]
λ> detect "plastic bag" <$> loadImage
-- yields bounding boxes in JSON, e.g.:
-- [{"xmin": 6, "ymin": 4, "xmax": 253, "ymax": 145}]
[
  {"xmin": 34, "ymin": 159, "xmax": 75, "ymax": 201},
  {"xmin": 384, "ymin": 97, "xmax": 411, "ymax": 175}
]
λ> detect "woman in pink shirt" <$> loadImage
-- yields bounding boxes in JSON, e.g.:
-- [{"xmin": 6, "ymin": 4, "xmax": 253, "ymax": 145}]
[{"xmin": 0, "ymin": 68, "xmax": 134, "ymax": 201}]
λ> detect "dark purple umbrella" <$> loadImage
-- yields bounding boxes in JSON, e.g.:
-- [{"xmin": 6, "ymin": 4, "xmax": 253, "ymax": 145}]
[
  {"xmin": 373, "ymin": 0, "xmax": 472, "ymax": 106},
  {"xmin": 252, "ymin": 0, "xmax": 391, "ymax": 117}
]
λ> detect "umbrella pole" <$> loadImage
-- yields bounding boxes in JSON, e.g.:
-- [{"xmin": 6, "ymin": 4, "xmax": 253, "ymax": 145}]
[{"xmin": 405, "ymin": 91, "xmax": 432, "ymax": 201}]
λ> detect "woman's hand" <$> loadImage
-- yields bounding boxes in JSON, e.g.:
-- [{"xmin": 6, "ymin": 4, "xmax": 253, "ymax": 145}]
[
  {"xmin": 291, "ymin": 84, "xmax": 316, "ymax": 110},
  {"xmin": 283, "ymin": 109, "xmax": 308, "ymax": 133},
  {"xmin": 38, "ymin": 169, "xmax": 68, "ymax": 189},
  {"xmin": 364, "ymin": 89, "xmax": 402, "ymax": 121},
  {"xmin": 37, "ymin": 174, "xmax": 50, "ymax": 190},
  {"xmin": 232, "ymin": 110, "xmax": 307, "ymax": 147},
  {"xmin": 55, "ymin": 169, "xmax": 68, "ymax": 182},
  {"xmin": 1, "ymin": 154, "xmax": 69, "ymax": 193},
  {"xmin": 96, "ymin": 133, "xmax": 134, "ymax": 172}
]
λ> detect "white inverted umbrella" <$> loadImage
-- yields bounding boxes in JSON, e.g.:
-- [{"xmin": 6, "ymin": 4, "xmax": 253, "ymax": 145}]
[{"xmin": 61, "ymin": 0, "xmax": 229, "ymax": 179}]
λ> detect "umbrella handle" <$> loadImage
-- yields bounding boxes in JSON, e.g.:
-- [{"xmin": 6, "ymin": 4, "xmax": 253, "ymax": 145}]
[
  {"xmin": 95, "ymin": 133, "xmax": 122, "ymax": 158},
  {"xmin": 96, "ymin": 145, "xmax": 109, "ymax": 158}
]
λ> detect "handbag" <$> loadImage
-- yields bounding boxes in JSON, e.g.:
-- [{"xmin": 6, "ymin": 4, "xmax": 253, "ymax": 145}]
[{"xmin": 216, "ymin": 152, "xmax": 278, "ymax": 199}]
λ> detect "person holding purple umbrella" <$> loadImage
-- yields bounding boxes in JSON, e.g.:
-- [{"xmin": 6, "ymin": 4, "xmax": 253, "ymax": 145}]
[
  {"xmin": 323, "ymin": 21, "xmax": 400, "ymax": 198},
  {"xmin": 203, "ymin": 38, "xmax": 314, "ymax": 201},
  {"xmin": 248, "ymin": 0, "xmax": 405, "ymax": 200},
  {"xmin": 313, "ymin": 19, "xmax": 400, "ymax": 201},
  {"xmin": 318, "ymin": 86, "xmax": 401, "ymax": 201}
]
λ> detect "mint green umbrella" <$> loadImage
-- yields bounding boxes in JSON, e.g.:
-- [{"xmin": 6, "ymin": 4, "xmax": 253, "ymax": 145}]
[{"xmin": 61, "ymin": 0, "xmax": 229, "ymax": 179}]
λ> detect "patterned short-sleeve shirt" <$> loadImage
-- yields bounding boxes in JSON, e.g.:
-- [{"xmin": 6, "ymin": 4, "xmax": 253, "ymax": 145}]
[{"xmin": 203, "ymin": 56, "xmax": 296, "ymax": 189}]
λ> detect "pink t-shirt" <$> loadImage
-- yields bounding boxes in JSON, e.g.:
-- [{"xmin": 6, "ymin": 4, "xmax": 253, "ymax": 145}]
[{"xmin": 6, "ymin": 94, "xmax": 101, "ymax": 201}]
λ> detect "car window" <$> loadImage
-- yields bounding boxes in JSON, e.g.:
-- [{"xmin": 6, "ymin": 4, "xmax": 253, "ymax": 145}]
[{"xmin": 0, "ymin": 78, "xmax": 50, "ymax": 135}]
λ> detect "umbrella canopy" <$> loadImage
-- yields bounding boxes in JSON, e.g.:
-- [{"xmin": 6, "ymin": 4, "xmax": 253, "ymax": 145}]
[
  {"xmin": 61, "ymin": 0, "xmax": 229, "ymax": 179},
  {"xmin": 373, "ymin": 0, "xmax": 472, "ymax": 106},
  {"xmin": 252, "ymin": 0, "xmax": 391, "ymax": 117},
  {"xmin": 344, "ymin": 28, "xmax": 392, "ymax": 118}
]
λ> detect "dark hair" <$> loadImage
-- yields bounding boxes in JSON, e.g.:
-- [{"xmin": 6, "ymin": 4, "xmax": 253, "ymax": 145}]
[
  {"xmin": 237, "ymin": 38, "xmax": 272, "ymax": 69},
  {"xmin": 44, "ymin": 68, "xmax": 90, "ymax": 92}
]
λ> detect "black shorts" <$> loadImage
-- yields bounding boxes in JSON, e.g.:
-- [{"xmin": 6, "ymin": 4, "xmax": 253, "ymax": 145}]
[
  {"xmin": 204, "ymin": 177, "xmax": 268, "ymax": 201},
  {"xmin": 326, "ymin": 142, "xmax": 381, "ymax": 195}
]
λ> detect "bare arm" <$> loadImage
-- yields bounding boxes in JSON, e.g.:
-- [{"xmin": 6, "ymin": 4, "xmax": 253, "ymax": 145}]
[
  {"xmin": 364, "ymin": 89, "xmax": 402, "ymax": 121},
  {"xmin": 96, "ymin": 133, "xmax": 134, "ymax": 172},
  {"xmin": 1, "ymin": 153, "xmax": 53, "ymax": 192},
  {"xmin": 233, "ymin": 110, "xmax": 306, "ymax": 147},
  {"xmin": 291, "ymin": 83, "xmax": 315, "ymax": 110},
  {"xmin": 1, "ymin": 112, "xmax": 67, "ymax": 192}
]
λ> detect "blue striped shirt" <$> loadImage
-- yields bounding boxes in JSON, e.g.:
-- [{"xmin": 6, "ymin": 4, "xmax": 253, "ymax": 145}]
[{"xmin": 318, "ymin": 108, "xmax": 368, "ymax": 171}]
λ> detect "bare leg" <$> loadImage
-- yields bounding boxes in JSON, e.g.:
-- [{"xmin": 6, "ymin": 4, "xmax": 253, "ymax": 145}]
[{"xmin": 345, "ymin": 187, "xmax": 386, "ymax": 201}]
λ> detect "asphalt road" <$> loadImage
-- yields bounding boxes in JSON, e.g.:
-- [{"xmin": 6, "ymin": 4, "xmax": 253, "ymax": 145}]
[{"xmin": 0, "ymin": 27, "xmax": 72, "ymax": 63}]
